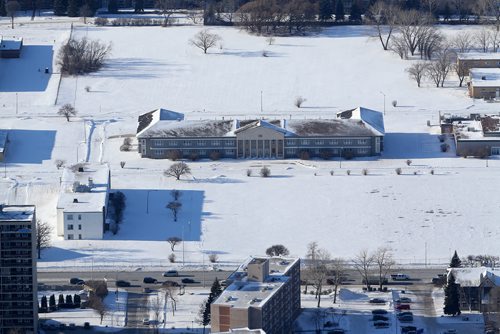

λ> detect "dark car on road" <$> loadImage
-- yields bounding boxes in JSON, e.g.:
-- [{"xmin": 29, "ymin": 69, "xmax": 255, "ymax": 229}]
[
  {"xmin": 182, "ymin": 278, "xmax": 195, "ymax": 284},
  {"xmin": 143, "ymin": 277, "xmax": 158, "ymax": 284},
  {"xmin": 396, "ymin": 304, "xmax": 411, "ymax": 311},
  {"xmin": 372, "ymin": 309, "xmax": 388, "ymax": 315},
  {"xmin": 116, "ymin": 280, "xmax": 131, "ymax": 287},
  {"xmin": 369, "ymin": 298, "xmax": 386, "ymax": 304},
  {"xmin": 70, "ymin": 278, "xmax": 85, "ymax": 285},
  {"xmin": 372, "ymin": 315, "xmax": 389, "ymax": 322}
]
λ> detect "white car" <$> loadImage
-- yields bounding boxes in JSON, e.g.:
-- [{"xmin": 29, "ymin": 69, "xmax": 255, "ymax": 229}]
[{"xmin": 391, "ymin": 273, "xmax": 410, "ymax": 280}]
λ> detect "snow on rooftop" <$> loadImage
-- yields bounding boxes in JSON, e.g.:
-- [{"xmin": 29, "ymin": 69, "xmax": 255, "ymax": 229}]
[
  {"xmin": 450, "ymin": 267, "xmax": 500, "ymax": 287},
  {"xmin": 137, "ymin": 119, "xmax": 235, "ymax": 138},
  {"xmin": 470, "ymin": 68, "xmax": 500, "ymax": 87},
  {"xmin": 0, "ymin": 205, "xmax": 35, "ymax": 222},
  {"xmin": 458, "ymin": 52, "xmax": 500, "ymax": 61},
  {"xmin": 0, "ymin": 36, "xmax": 23, "ymax": 51}
]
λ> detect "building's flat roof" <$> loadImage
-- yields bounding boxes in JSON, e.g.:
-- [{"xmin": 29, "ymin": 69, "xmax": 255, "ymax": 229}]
[
  {"xmin": 449, "ymin": 267, "xmax": 500, "ymax": 287},
  {"xmin": 444, "ymin": 113, "xmax": 500, "ymax": 141},
  {"xmin": 214, "ymin": 257, "xmax": 299, "ymax": 309},
  {"xmin": 0, "ymin": 130, "xmax": 7, "ymax": 153},
  {"xmin": 0, "ymin": 36, "xmax": 23, "ymax": 51},
  {"xmin": 458, "ymin": 53, "xmax": 500, "ymax": 61},
  {"xmin": 470, "ymin": 68, "xmax": 500, "ymax": 87},
  {"xmin": 0, "ymin": 205, "xmax": 35, "ymax": 222},
  {"xmin": 57, "ymin": 164, "xmax": 109, "ymax": 213}
]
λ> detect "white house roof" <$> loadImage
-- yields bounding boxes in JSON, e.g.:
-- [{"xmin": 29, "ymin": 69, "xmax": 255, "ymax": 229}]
[
  {"xmin": 449, "ymin": 267, "xmax": 500, "ymax": 287},
  {"xmin": 57, "ymin": 164, "xmax": 110, "ymax": 213},
  {"xmin": 0, "ymin": 36, "xmax": 22, "ymax": 51},
  {"xmin": 0, "ymin": 131, "xmax": 7, "ymax": 154},
  {"xmin": 458, "ymin": 53, "xmax": 500, "ymax": 61},
  {"xmin": 337, "ymin": 106, "xmax": 385, "ymax": 136},
  {"xmin": 470, "ymin": 68, "xmax": 500, "ymax": 88},
  {"xmin": 136, "ymin": 108, "xmax": 185, "ymax": 136}
]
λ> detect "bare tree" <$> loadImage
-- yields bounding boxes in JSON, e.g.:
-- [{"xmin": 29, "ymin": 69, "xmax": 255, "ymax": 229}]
[
  {"xmin": 156, "ymin": 0, "xmax": 178, "ymax": 26},
  {"xmin": 164, "ymin": 286, "xmax": 178, "ymax": 315},
  {"xmin": 308, "ymin": 247, "xmax": 331, "ymax": 307},
  {"xmin": 474, "ymin": 0, "xmax": 500, "ymax": 30},
  {"xmin": 6, "ymin": 1, "xmax": 20, "ymax": 29},
  {"xmin": 58, "ymin": 104, "xmax": 77, "ymax": 122},
  {"xmin": 490, "ymin": 27, "xmax": 500, "ymax": 52},
  {"xmin": 435, "ymin": 46, "xmax": 455, "ymax": 87},
  {"xmin": 417, "ymin": 26, "xmax": 443, "ymax": 60},
  {"xmin": 164, "ymin": 162, "xmax": 191, "ymax": 180},
  {"xmin": 374, "ymin": 247, "xmax": 395, "ymax": 290},
  {"xmin": 166, "ymin": 201, "xmax": 182, "ymax": 222},
  {"xmin": 406, "ymin": 62, "xmax": 429, "ymax": 87},
  {"xmin": 79, "ymin": 4, "xmax": 92, "ymax": 24},
  {"xmin": 353, "ymin": 249, "xmax": 375, "ymax": 290},
  {"xmin": 426, "ymin": 60, "xmax": 444, "ymax": 87},
  {"xmin": 88, "ymin": 295, "xmax": 107, "ymax": 324},
  {"xmin": 367, "ymin": 1, "xmax": 399, "ymax": 51},
  {"xmin": 451, "ymin": 32, "xmax": 475, "ymax": 53},
  {"xmin": 330, "ymin": 258, "xmax": 347, "ymax": 304},
  {"xmin": 390, "ymin": 34, "xmax": 409, "ymax": 59},
  {"xmin": 454, "ymin": 60, "xmax": 470, "ymax": 87},
  {"xmin": 149, "ymin": 293, "xmax": 164, "ymax": 330},
  {"xmin": 57, "ymin": 38, "xmax": 112, "ymax": 75},
  {"xmin": 167, "ymin": 236, "xmax": 182, "ymax": 251},
  {"xmin": 475, "ymin": 27, "xmax": 491, "ymax": 52},
  {"xmin": 396, "ymin": 9, "xmax": 433, "ymax": 56},
  {"xmin": 36, "ymin": 220, "xmax": 52, "ymax": 259},
  {"xmin": 190, "ymin": 29, "xmax": 222, "ymax": 54}
]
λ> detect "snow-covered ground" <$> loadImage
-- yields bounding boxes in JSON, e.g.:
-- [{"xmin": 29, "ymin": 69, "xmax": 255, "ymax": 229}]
[{"xmin": 1, "ymin": 17, "xmax": 500, "ymax": 269}]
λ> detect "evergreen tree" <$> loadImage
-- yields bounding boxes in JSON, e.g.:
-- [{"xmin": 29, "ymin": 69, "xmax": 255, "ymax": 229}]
[
  {"xmin": 74, "ymin": 294, "xmax": 81, "ymax": 307},
  {"xmin": 0, "ymin": 0, "xmax": 7, "ymax": 16},
  {"xmin": 58, "ymin": 294, "xmax": 65, "ymax": 307},
  {"xmin": 49, "ymin": 294, "xmax": 56, "ymax": 311},
  {"xmin": 67, "ymin": 0, "xmax": 80, "ymax": 16},
  {"xmin": 198, "ymin": 278, "xmax": 224, "ymax": 334},
  {"xmin": 450, "ymin": 250, "xmax": 462, "ymax": 268},
  {"xmin": 349, "ymin": 0, "xmax": 362, "ymax": 22},
  {"xmin": 318, "ymin": 0, "xmax": 333, "ymax": 21},
  {"xmin": 40, "ymin": 295, "xmax": 48, "ymax": 311},
  {"xmin": 53, "ymin": 0, "xmax": 66, "ymax": 15},
  {"xmin": 443, "ymin": 273, "xmax": 461, "ymax": 316},
  {"xmin": 107, "ymin": 0, "xmax": 117, "ymax": 13},
  {"xmin": 134, "ymin": 0, "xmax": 143, "ymax": 13},
  {"xmin": 335, "ymin": 0, "xmax": 344, "ymax": 22},
  {"xmin": 65, "ymin": 294, "xmax": 73, "ymax": 306}
]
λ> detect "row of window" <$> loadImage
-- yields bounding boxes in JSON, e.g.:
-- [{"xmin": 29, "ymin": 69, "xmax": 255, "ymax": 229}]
[
  {"xmin": 67, "ymin": 224, "xmax": 82, "ymax": 231},
  {"xmin": 67, "ymin": 214, "xmax": 82, "ymax": 221},
  {"xmin": 286, "ymin": 138, "xmax": 370, "ymax": 146},
  {"xmin": 151, "ymin": 149, "xmax": 236, "ymax": 156},
  {"xmin": 151, "ymin": 139, "xmax": 236, "ymax": 147},
  {"xmin": 67, "ymin": 234, "xmax": 82, "ymax": 240},
  {"xmin": 285, "ymin": 148, "xmax": 370, "ymax": 155}
]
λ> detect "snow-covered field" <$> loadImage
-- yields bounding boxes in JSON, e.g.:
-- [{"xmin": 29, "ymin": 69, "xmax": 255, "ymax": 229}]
[{"xmin": 1, "ymin": 16, "xmax": 500, "ymax": 269}]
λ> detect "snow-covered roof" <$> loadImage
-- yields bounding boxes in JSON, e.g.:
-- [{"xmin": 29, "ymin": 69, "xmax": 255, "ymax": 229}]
[
  {"xmin": 57, "ymin": 164, "xmax": 110, "ymax": 213},
  {"xmin": 0, "ymin": 36, "xmax": 23, "ymax": 51},
  {"xmin": 285, "ymin": 118, "xmax": 379, "ymax": 137},
  {"xmin": 448, "ymin": 114, "xmax": 500, "ymax": 141},
  {"xmin": 137, "ymin": 119, "xmax": 236, "ymax": 138},
  {"xmin": 0, "ymin": 205, "xmax": 35, "ymax": 222},
  {"xmin": 470, "ymin": 68, "xmax": 500, "ymax": 87},
  {"xmin": 234, "ymin": 120, "xmax": 289, "ymax": 136},
  {"xmin": 449, "ymin": 267, "xmax": 500, "ymax": 287},
  {"xmin": 0, "ymin": 131, "xmax": 7, "ymax": 154},
  {"xmin": 458, "ymin": 53, "xmax": 500, "ymax": 61},
  {"xmin": 336, "ymin": 106, "xmax": 385, "ymax": 136},
  {"xmin": 137, "ymin": 108, "xmax": 184, "ymax": 135}
]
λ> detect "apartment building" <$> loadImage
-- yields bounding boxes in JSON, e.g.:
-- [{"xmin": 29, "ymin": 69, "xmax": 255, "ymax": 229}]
[
  {"xmin": 0, "ymin": 205, "xmax": 38, "ymax": 334},
  {"xmin": 211, "ymin": 256, "xmax": 301, "ymax": 334},
  {"xmin": 56, "ymin": 164, "xmax": 110, "ymax": 240},
  {"xmin": 137, "ymin": 107, "xmax": 384, "ymax": 160}
]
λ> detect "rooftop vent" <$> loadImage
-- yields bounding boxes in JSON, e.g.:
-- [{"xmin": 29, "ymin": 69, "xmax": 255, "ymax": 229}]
[{"xmin": 78, "ymin": 167, "xmax": 84, "ymax": 172}]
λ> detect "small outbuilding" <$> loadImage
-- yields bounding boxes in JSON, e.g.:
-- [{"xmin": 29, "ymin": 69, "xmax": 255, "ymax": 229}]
[{"xmin": 0, "ymin": 36, "xmax": 23, "ymax": 58}]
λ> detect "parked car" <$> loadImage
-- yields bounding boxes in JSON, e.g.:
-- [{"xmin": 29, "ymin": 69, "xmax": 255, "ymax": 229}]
[
  {"xmin": 83, "ymin": 322, "xmax": 91, "ymax": 330},
  {"xmin": 401, "ymin": 326, "xmax": 417, "ymax": 334},
  {"xmin": 399, "ymin": 314, "xmax": 414, "ymax": 322},
  {"xmin": 163, "ymin": 270, "xmax": 179, "ymax": 277},
  {"xmin": 397, "ymin": 312, "xmax": 413, "ymax": 318},
  {"xmin": 68, "ymin": 323, "xmax": 76, "ymax": 330},
  {"xmin": 116, "ymin": 280, "xmax": 131, "ymax": 287},
  {"xmin": 70, "ymin": 278, "xmax": 85, "ymax": 285},
  {"xmin": 162, "ymin": 280, "xmax": 180, "ymax": 287},
  {"xmin": 396, "ymin": 297, "xmax": 412, "ymax": 304},
  {"xmin": 182, "ymin": 278, "xmax": 195, "ymax": 284},
  {"xmin": 372, "ymin": 315, "xmax": 389, "ymax": 322},
  {"xmin": 374, "ymin": 321, "xmax": 389, "ymax": 329},
  {"xmin": 372, "ymin": 309, "xmax": 388, "ymax": 315},
  {"xmin": 396, "ymin": 304, "xmax": 411, "ymax": 311},
  {"xmin": 369, "ymin": 298, "xmax": 386, "ymax": 304},
  {"xmin": 327, "ymin": 330, "xmax": 345, "ymax": 334},
  {"xmin": 143, "ymin": 277, "xmax": 158, "ymax": 284},
  {"xmin": 391, "ymin": 273, "xmax": 411, "ymax": 280}
]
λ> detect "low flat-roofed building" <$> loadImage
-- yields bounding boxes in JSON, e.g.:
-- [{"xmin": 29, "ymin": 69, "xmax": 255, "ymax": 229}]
[
  {"xmin": 0, "ymin": 205, "xmax": 38, "ymax": 334},
  {"xmin": 56, "ymin": 164, "xmax": 110, "ymax": 240},
  {"xmin": 0, "ymin": 36, "xmax": 23, "ymax": 58},
  {"xmin": 211, "ymin": 256, "xmax": 300, "ymax": 334},
  {"xmin": 0, "ymin": 131, "xmax": 7, "ymax": 161},
  {"xmin": 468, "ymin": 68, "xmax": 500, "ymax": 99},
  {"xmin": 457, "ymin": 53, "xmax": 500, "ymax": 71}
]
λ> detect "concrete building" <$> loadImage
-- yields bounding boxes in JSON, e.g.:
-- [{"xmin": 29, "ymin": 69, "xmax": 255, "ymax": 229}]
[
  {"xmin": 0, "ymin": 36, "xmax": 23, "ymax": 58},
  {"xmin": 441, "ymin": 113, "xmax": 500, "ymax": 157},
  {"xmin": 137, "ymin": 107, "xmax": 384, "ymax": 160},
  {"xmin": 0, "ymin": 131, "xmax": 7, "ymax": 162},
  {"xmin": 56, "ymin": 164, "xmax": 110, "ymax": 240},
  {"xmin": 457, "ymin": 53, "xmax": 500, "ymax": 72},
  {"xmin": 0, "ymin": 205, "xmax": 38, "ymax": 334},
  {"xmin": 211, "ymin": 256, "xmax": 300, "ymax": 334},
  {"xmin": 468, "ymin": 68, "xmax": 500, "ymax": 99}
]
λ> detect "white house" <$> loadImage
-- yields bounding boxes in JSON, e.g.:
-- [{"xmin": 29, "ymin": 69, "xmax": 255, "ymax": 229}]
[{"xmin": 56, "ymin": 164, "xmax": 110, "ymax": 240}]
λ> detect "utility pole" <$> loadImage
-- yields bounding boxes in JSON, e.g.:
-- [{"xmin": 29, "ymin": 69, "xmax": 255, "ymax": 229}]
[
  {"xmin": 379, "ymin": 91, "xmax": 386, "ymax": 115},
  {"xmin": 260, "ymin": 91, "xmax": 263, "ymax": 113}
]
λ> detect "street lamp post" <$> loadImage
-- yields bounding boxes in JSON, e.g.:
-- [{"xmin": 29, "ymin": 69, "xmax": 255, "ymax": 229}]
[
  {"xmin": 379, "ymin": 91, "xmax": 386, "ymax": 115},
  {"xmin": 339, "ymin": 147, "xmax": 343, "ymax": 169}
]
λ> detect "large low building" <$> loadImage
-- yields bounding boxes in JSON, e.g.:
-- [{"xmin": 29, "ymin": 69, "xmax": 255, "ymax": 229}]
[
  {"xmin": 468, "ymin": 68, "xmax": 500, "ymax": 99},
  {"xmin": 137, "ymin": 107, "xmax": 384, "ymax": 160},
  {"xmin": 441, "ymin": 113, "xmax": 500, "ymax": 157},
  {"xmin": 457, "ymin": 53, "xmax": 500, "ymax": 72},
  {"xmin": 211, "ymin": 256, "xmax": 300, "ymax": 334},
  {"xmin": 0, "ymin": 205, "xmax": 38, "ymax": 334},
  {"xmin": 56, "ymin": 164, "xmax": 110, "ymax": 240}
]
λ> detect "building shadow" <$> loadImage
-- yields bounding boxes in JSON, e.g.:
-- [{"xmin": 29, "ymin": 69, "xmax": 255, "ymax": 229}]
[
  {"xmin": 3, "ymin": 129, "xmax": 56, "ymax": 164},
  {"xmin": 0, "ymin": 45, "xmax": 53, "ymax": 92},
  {"xmin": 39, "ymin": 247, "xmax": 90, "ymax": 262}
]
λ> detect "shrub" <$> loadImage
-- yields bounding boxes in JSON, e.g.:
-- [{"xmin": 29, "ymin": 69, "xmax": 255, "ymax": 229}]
[
  {"xmin": 120, "ymin": 161, "xmax": 125, "ymax": 168},
  {"xmin": 120, "ymin": 138, "xmax": 132, "ymax": 152},
  {"xmin": 246, "ymin": 169, "xmax": 252, "ymax": 177},
  {"xmin": 57, "ymin": 38, "xmax": 112, "ymax": 75},
  {"xmin": 54, "ymin": 159, "xmax": 65, "ymax": 169},
  {"xmin": 330, "ymin": 170, "xmax": 334, "ymax": 176},
  {"xmin": 260, "ymin": 166, "xmax": 271, "ymax": 177},
  {"xmin": 167, "ymin": 150, "xmax": 182, "ymax": 161},
  {"xmin": 346, "ymin": 170, "xmax": 351, "ymax": 175},
  {"xmin": 168, "ymin": 253, "xmax": 176, "ymax": 263},
  {"xmin": 395, "ymin": 167, "xmax": 402, "ymax": 175},
  {"xmin": 441, "ymin": 143, "xmax": 449, "ymax": 152},
  {"xmin": 123, "ymin": 137, "xmax": 132, "ymax": 146},
  {"xmin": 85, "ymin": 86, "xmax": 91, "ymax": 92},
  {"xmin": 406, "ymin": 159, "xmax": 412, "ymax": 166},
  {"xmin": 413, "ymin": 171, "xmax": 418, "ymax": 175},
  {"xmin": 94, "ymin": 17, "xmax": 108, "ymax": 26},
  {"xmin": 430, "ymin": 169, "xmax": 435, "ymax": 175},
  {"xmin": 298, "ymin": 150, "xmax": 310, "ymax": 160},
  {"xmin": 362, "ymin": 168, "xmax": 368, "ymax": 175},
  {"xmin": 392, "ymin": 100, "xmax": 397, "ymax": 107},
  {"xmin": 208, "ymin": 254, "xmax": 218, "ymax": 263},
  {"xmin": 209, "ymin": 150, "xmax": 222, "ymax": 161},
  {"xmin": 319, "ymin": 150, "xmax": 332, "ymax": 160},
  {"xmin": 294, "ymin": 96, "xmax": 306, "ymax": 108}
]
